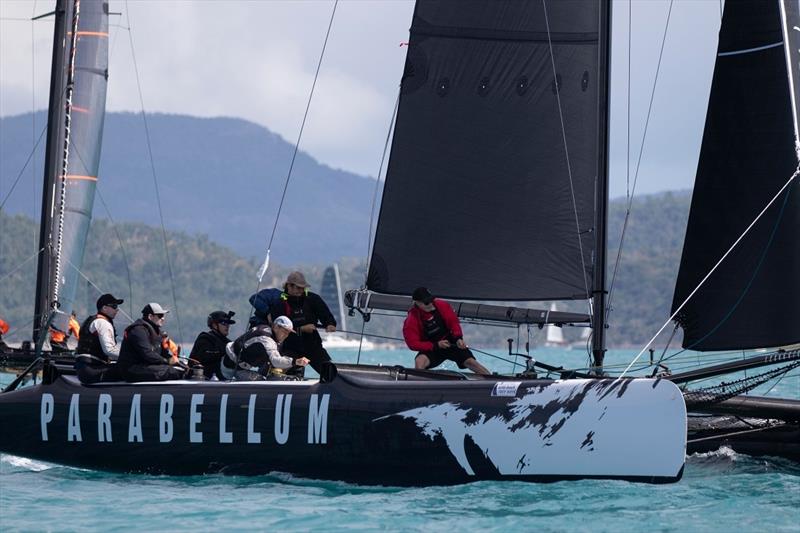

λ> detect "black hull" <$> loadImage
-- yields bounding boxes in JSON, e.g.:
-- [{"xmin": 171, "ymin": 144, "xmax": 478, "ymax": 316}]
[{"xmin": 0, "ymin": 368, "xmax": 687, "ymax": 485}]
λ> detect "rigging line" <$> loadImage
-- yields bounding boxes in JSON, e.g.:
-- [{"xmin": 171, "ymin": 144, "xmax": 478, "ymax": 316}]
[
  {"xmin": 63, "ymin": 256, "xmax": 134, "ymax": 323},
  {"xmin": 94, "ymin": 186, "xmax": 134, "ymax": 316},
  {"xmin": 31, "ymin": 0, "xmax": 38, "ymax": 257},
  {"xmin": 626, "ymin": 0, "xmax": 631, "ymax": 199},
  {"xmin": 0, "ymin": 247, "xmax": 43, "ymax": 285},
  {"xmin": 262, "ymin": 0, "xmax": 339, "ymax": 264},
  {"xmin": 363, "ymin": 90, "xmax": 400, "ymax": 286},
  {"xmin": 541, "ymin": 0, "xmax": 591, "ymax": 302},
  {"xmin": 0, "ymin": 125, "xmax": 47, "ymax": 211},
  {"xmin": 123, "ymin": 0, "xmax": 182, "ymax": 342},
  {"xmin": 617, "ymin": 166, "xmax": 800, "ymax": 379},
  {"xmin": 606, "ymin": 0, "xmax": 674, "ymax": 323}
]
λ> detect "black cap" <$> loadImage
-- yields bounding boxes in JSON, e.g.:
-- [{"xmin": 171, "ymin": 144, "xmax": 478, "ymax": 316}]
[
  {"xmin": 208, "ymin": 310, "xmax": 236, "ymax": 325},
  {"xmin": 96, "ymin": 293, "xmax": 124, "ymax": 311},
  {"xmin": 412, "ymin": 287, "xmax": 434, "ymax": 304}
]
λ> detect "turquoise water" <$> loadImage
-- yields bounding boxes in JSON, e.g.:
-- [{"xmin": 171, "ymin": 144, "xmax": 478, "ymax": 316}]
[{"xmin": 1, "ymin": 348, "xmax": 798, "ymax": 532}]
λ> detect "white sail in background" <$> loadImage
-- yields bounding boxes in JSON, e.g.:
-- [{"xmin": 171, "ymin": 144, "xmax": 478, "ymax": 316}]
[{"xmin": 544, "ymin": 303, "xmax": 568, "ymax": 348}]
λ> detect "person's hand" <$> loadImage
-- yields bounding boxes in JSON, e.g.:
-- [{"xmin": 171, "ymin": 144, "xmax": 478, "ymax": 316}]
[
  {"xmin": 300, "ymin": 324, "xmax": 316, "ymax": 334},
  {"xmin": 325, "ymin": 325, "xmax": 336, "ymax": 333},
  {"xmin": 169, "ymin": 353, "xmax": 179, "ymax": 365},
  {"xmin": 295, "ymin": 357, "xmax": 310, "ymax": 367},
  {"xmin": 437, "ymin": 339, "xmax": 451, "ymax": 349},
  {"xmin": 456, "ymin": 338, "xmax": 467, "ymax": 349}
]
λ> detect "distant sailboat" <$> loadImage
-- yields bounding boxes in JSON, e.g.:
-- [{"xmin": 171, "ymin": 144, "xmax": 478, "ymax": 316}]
[
  {"xmin": 543, "ymin": 303, "xmax": 568, "ymax": 348},
  {"xmin": 319, "ymin": 264, "xmax": 376, "ymax": 350}
]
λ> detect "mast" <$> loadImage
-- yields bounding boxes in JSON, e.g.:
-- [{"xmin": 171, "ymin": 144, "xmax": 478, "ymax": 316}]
[
  {"xmin": 591, "ymin": 0, "xmax": 612, "ymax": 370},
  {"xmin": 33, "ymin": 0, "xmax": 71, "ymax": 343}
]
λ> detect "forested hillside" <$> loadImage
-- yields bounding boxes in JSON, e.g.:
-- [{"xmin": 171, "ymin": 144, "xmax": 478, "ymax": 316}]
[{"xmin": 1, "ymin": 190, "xmax": 691, "ymax": 350}]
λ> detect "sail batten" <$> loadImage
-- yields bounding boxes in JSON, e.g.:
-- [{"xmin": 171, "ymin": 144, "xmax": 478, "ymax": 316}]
[
  {"xmin": 672, "ymin": 0, "xmax": 800, "ymax": 351},
  {"xmin": 366, "ymin": 0, "xmax": 606, "ymax": 302}
]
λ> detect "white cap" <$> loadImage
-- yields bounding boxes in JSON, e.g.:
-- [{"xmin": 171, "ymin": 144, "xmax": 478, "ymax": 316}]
[
  {"xmin": 272, "ymin": 315, "xmax": 295, "ymax": 333},
  {"xmin": 142, "ymin": 302, "xmax": 170, "ymax": 315}
]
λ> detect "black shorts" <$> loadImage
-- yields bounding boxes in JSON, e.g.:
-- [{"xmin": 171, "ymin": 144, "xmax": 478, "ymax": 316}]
[{"xmin": 417, "ymin": 346, "xmax": 474, "ymax": 369}]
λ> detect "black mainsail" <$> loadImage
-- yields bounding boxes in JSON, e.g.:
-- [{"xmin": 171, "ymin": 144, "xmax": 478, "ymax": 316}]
[
  {"xmin": 33, "ymin": 0, "xmax": 109, "ymax": 341},
  {"xmin": 672, "ymin": 0, "xmax": 800, "ymax": 351},
  {"xmin": 366, "ymin": 0, "xmax": 609, "ymax": 303}
]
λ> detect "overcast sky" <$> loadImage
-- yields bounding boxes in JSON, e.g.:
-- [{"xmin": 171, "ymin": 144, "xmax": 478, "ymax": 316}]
[{"xmin": 0, "ymin": 0, "xmax": 723, "ymax": 199}]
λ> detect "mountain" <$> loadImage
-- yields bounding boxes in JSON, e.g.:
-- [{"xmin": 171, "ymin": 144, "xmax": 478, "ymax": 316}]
[{"xmin": 0, "ymin": 111, "xmax": 375, "ymax": 263}]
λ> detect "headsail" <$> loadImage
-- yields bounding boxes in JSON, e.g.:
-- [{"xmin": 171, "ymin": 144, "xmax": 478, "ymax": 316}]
[
  {"xmin": 367, "ymin": 0, "xmax": 608, "ymax": 302},
  {"xmin": 320, "ymin": 264, "xmax": 347, "ymax": 333},
  {"xmin": 672, "ymin": 0, "xmax": 800, "ymax": 351},
  {"xmin": 33, "ymin": 0, "xmax": 109, "ymax": 338}
]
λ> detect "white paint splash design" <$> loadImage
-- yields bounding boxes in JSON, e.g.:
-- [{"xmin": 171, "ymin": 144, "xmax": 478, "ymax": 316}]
[{"xmin": 378, "ymin": 379, "xmax": 686, "ymax": 478}]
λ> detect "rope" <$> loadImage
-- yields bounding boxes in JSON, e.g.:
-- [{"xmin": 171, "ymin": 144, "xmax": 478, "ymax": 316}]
[
  {"xmin": 618, "ymin": 165, "xmax": 800, "ymax": 378},
  {"xmin": 0, "ymin": 126, "xmax": 46, "ymax": 211},
  {"xmin": 606, "ymin": 0, "xmax": 674, "ymax": 324},
  {"xmin": 124, "ymin": 0, "xmax": 183, "ymax": 342},
  {"xmin": 541, "ymin": 0, "xmax": 591, "ymax": 302},
  {"xmin": 363, "ymin": 91, "xmax": 400, "ymax": 286},
  {"xmin": 94, "ymin": 187, "xmax": 134, "ymax": 316},
  {"xmin": 687, "ymin": 422, "xmax": 787, "ymax": 444},
  {"xmin": 258, "ymin": 0, "xmax": 339, "ymax": 276},
  {"xmin": 64, "ymin": 257, "xmax": 134, "ymax": 324},
  {"xmin": 0, "ymin": 247, "xmax": 44, "ymax": 285}
]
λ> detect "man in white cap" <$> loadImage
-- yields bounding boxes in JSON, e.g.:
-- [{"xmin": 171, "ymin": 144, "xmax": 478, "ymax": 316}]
[
  {"xmin": 221, "ymin": 315, "xmax": 309, "ymax": 381},
  {"xmin": 117, "ymin": 302, "xmax": 185, "ymax": 382}
]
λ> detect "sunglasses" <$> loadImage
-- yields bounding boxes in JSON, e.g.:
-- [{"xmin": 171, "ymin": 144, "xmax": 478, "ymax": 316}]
[
  {"xmin": 106, "ymin": 303, "xmax": 118, "ymax": 309},
  {"xmin": 154, "ymin": 313, "xmax": 165, "ymax": 319}
]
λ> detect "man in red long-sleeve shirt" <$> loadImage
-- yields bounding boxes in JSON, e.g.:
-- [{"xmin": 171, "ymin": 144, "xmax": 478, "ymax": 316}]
[{"xmin": 403, "ymin": 287, "xmax": 490, "ymax": 375}]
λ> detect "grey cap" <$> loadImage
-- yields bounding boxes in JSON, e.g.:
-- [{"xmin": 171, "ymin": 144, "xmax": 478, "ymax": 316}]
[{"xmin": 142, "ymin": 302, "xmax": 170, "ymax": 315}]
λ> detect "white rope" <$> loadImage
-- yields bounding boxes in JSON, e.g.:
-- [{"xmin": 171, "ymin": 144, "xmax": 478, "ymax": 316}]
[{"xmin": 618, "ymin": 166, "xmax": 800, "ymax": 379}]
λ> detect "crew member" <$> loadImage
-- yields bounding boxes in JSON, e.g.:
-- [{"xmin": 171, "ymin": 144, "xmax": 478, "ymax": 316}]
[
  {"xmin": 403, "ymin": 287, "xmax": 490, "ymax": 375},
  {"xmin": 268, "ymin": 271, "xmax": 336, "ymax": 373},
  {"xmin": 74, "ymin": 293, "xmax": 125, "ymax": 384},
  {"xmin": 68, "ymin": 311, "xmax": 80, "ymax": 341},
  {"xmin": 221, "ymin": 315, "xmax": 309, "ymax": 381},
  {"xmin": 117, "ymin": 302, "xmax": 186, "ymax": 382},
  {"xmin": 189, "ymin": 310, "xmax": 235, "ymax": 379},
  {"xmin": 49, "ymin": 325, "xmax": 68, "ymax": 352},
  {"xmin": 0, "ymin": 317, "xmax": 9, "ymax": 350}
]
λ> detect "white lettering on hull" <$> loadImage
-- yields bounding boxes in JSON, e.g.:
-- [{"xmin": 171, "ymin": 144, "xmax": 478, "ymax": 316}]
[
  {"xmin": 219, "ymin": 394, "xmax": 232, "ymax": 444},
  {"xmin": 98, "ymin": 394, "xmax": 112, "ymax": 442},
  {"xmin": 307, "ymin": 394, "xmax": 330, "ymax": 444},
  {"xmin": 160, "ymin": 394, "xmax": 174, "ymax": 443},
  {"xmin": 67, "ymin": 394, "xmax": 82, "ymax": 442},
  {"xmin": 274, "ymin": 394, "xmax": 292, "ymax": 445},
  {"xmin": 247, "ymin": 393, "xmax": 261, "ymax": 444},
  {"xmin": 190, "ymin": 394, "xmax": 204, "ymax": 443},
  {"xmin": 40, "ymin": 393, "xmax": 54, "ymax": 441},
  {"xmin": 128, "ymin": 394, "xmax": 143, "ymax": 442}
]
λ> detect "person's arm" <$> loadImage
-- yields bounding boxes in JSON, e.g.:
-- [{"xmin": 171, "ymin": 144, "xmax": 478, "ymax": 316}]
[
  {"xmin": 403, "ymin": 313, "xmax": 435, "ymax": 352},
  {"xmin": 310, "ymin": 293, "xmax": 337, "ymax": 330},
  {"xmin": 92, "ymin": 320, "xmax": 120, "ymax": 359},
  {"xmin": 437, "ymin": 300, "xmax": 463, "ymax": 340},
  {"xmin": 264, "ymin": 337, "xmax": 295, "ymax": 369}
]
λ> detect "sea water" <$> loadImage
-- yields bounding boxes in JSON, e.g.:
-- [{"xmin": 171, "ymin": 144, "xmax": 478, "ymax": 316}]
[{"xmin": 1, "ymin": 348, "xmax": 798, "ymax": 532}]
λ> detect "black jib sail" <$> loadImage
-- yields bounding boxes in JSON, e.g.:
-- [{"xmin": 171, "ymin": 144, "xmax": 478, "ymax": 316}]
[
  {"xmin": 367, "ymin": 0, "xmax": 608, "ymax": 302},
  {"xmin": 671, "ymin": 0, "xmax": 800, "ymax": 351},
  {"xmin": 33, "ymin": 0, "xmax": 109, "ymax": 340}
]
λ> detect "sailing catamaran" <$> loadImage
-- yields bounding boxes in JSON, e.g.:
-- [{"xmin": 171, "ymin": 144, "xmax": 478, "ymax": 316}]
[{"xmin": 0, "ymin": 0, "xmax": 797, "ymax": 483}]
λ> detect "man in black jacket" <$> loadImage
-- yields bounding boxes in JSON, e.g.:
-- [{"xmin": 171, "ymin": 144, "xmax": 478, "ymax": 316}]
[
  {"xmin": 189, "ymin": 310, "xmax": 235, "ymax": 379},
  {"xmin": 268, "ymin": 271, "xmax": 336, "ymax": 374},
  {"xmin": 117, "ymin": 302, "xmax": 185, "ymax": 382}
]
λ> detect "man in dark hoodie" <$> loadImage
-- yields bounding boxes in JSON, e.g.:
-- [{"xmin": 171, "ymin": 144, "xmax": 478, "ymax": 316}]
[
  {"xmin": 117, "ymin": 302, "xmax": 185, "ymax": 382},
  {"xmin": 268, "ymin": 271, "xmax": 336, "ymax": 374},
  {"xmin": 189, "ymin": 310, "xmax": 235, "ymax": 379}
]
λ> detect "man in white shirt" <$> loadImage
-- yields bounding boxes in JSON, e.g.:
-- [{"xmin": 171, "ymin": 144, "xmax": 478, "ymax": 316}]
[{"xmin": 74, "ymin": 293, "xmax": 124, "ymax": 384}]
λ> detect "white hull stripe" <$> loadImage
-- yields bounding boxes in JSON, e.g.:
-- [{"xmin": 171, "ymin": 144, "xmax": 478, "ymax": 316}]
[{"xmin": 718, "ymin": 41, "xmax": 784, "ymax": 57}]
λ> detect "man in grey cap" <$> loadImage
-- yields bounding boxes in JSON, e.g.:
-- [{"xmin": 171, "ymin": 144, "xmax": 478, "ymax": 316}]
[
  {"xmin": 268, "ymin": 271, "xmax": 337, "ymax": 374},
  {"xmin": 117, "ymin": 302, "xmax": 186, "ymax": 382}
]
